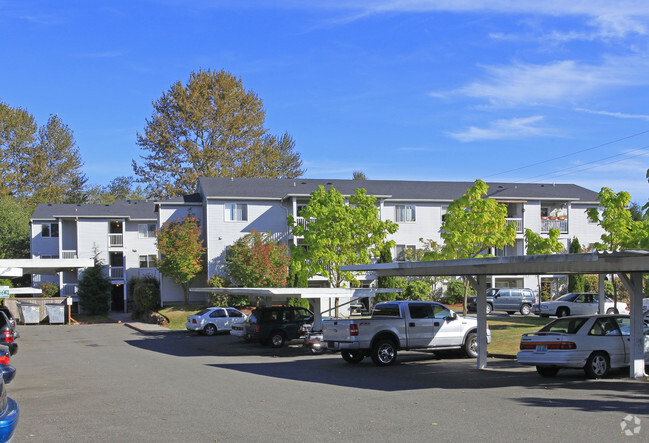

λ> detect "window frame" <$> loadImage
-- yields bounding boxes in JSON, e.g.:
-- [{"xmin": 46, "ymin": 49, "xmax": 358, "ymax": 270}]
[
  {"xmin": 395, "ymin": 204, "xmax": 416, "ymax": 223},
  {"xmin": 41, "ymin": 222, "xmax": 59, "ymax": 238},
  {"xmin": 225, "ymin": 203, "xmax": 248, "ymax": 222},
  {"xmin": 138, "ymin": 223, "xmax": 157, "ymax": 238},
  {"xmin": 139, "ymin": 254, "xmax": 156, "ymax": 268}
]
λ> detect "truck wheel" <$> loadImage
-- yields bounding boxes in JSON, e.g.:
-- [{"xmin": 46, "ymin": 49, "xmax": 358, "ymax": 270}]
[
  {"xmin": 520, "ymin": 304, "xmax": 531, "ymax": 316},
  {"xmin": 485, "ymin": 304, "xmax": 493, "ymax": 315},
  {"xmin": 464, "ymin": 332, "xmax": 478, "ymax": 358},
  {"xmin": 203, "ymin": 324, "xmax": 217, "ymax": 336},
  {"xmin": 341, "ymin": 350, "xmax": 364, "ymax": 364},
  {"xmin": 606, "ymin": 308, "xmax": 618, "ymax": 314},
  {"xmin": 269, "ymin": 331, "xmax": 286, "ymax": 348},
  {"xmin": 371, "ymin": 339, "xmax": 397, "ymax": 366}
]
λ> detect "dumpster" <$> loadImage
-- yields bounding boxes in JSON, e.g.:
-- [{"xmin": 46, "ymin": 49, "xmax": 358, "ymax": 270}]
[
  {"xmin": 46, "ymin": 304, "xmax": 65, "ymax": 324},
  {"xmin": 20, "ymin": 302, "xmax": 41, "ymax": 324}
]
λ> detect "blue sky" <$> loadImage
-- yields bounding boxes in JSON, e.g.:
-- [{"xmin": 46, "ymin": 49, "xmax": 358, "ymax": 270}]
[{"xmin": 2, "ymin": 1, "xmax": 649, "ymax": 203}]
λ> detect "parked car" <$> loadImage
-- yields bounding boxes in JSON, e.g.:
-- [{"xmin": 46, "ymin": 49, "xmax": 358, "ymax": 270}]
[
  {"xmin": 534, "ymin": 292, "xmax": 628, "ymax": 317},
  {"xmin": 0, "ymin": 373, "xmax": 19, "ymax": 442},
  {"xmin": 242, "ymin": 306, "xmax": 314, "ymax": 347},
  {"xmin": 0, "ymin": 313, "xmax": 17, "ymax": 356},
  {"xmin": 517, "ymin": 314, "xmax": 649, "ymax": 378},
  {"xmin": 467, "ymin": 288, "xmax": 537, "ymax": 315},
  {"xmin": 0, "ymin": 346, "xmax": 14, "ymax": 385},
  {"xmin": 0, "ymin": 308, "xmax": 16, "ymax": 333},
  {"xmin": 185, "ymin": 307, "xmax": 247, "ymax": 336}
]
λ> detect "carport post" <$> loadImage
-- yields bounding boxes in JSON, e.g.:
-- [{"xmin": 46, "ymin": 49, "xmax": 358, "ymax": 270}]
[
  {"xmin": 618, "ymin": 272, "xmax": 646, "ymax": 379},
  {"xmin": 467, "ymin": 275, "xmax": 488, "ymax": 369},
  {"xmin": 597, "ymin": 274, "xmax": 606, "ymax": 314}
]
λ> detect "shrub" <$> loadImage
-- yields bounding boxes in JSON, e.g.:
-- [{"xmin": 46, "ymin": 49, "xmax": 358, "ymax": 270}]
[
  {"xmin": 206, "ymin": 275, "xmax": 248, "ymax": 307},
  {"xmin": 403, "ymin": 280, "xmax": 432, "ymax": 300},
  {"xmin": 133, "ymin": 277, "xmax": 160, "ymax": 314},
  {"xmin": 287, "ymin": 297, "xmax": 310, "ymax": 309},
  {"xmin": 445, "ymin": 280, "xmax": 468, "ymax": 304},
  {"xmin": 39, "ymin": 281, "xmax": 60, "ymax": 297}
]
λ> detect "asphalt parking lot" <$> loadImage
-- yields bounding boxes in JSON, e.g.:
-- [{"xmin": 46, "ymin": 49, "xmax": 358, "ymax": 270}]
[{"xmin": 7, "ymin": 323, "xmax": 649, "ymax": 442}]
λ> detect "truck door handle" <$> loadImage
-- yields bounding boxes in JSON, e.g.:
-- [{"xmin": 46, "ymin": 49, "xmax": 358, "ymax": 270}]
[
  {"xmin": 409, "ymin": 322, "xmax": 415, "ymax": 327},
  {"xmin": 434, "ymin": 322, "xmax": 440, "ymax": 326}
]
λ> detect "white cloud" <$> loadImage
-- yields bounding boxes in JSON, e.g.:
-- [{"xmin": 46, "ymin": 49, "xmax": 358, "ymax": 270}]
[
  {"xmin": 446, "ymin": 115, "xmax": 551, "ymax": 142},
  {"xmin": 448, "ymin": 57, "xmax": 649, "ymax": 107},
  {"xmin": 575, "ymin": 108, "xmax": 649, "ymax": 121}
]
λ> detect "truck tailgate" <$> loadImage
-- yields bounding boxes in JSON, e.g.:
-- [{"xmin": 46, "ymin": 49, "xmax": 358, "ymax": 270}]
[{"xmin": 322, "ymin": 319, "xmax": 354, "ymax": 342}]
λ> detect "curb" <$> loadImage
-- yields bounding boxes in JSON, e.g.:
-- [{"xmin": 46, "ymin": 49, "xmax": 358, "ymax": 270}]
[{"xmin": 488, "ymin": 353, "xmax": 517, "ymax": 360}]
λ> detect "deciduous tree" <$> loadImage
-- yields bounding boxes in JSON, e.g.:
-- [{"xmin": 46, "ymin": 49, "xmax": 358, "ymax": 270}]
[
  {"xmin": 440, "ymin": 179, "xmax": 517, "ymax": 313},
  {"xmin": 156, "ymin": 215, "xmax": 205, "ymax": 304},
  {"xmin": 525, "ymin": 228, "xmax": 564, "ymax": 306},
  {"xmin": 224, "ymin": 230, "xmax": 291, "ymax": 287},
  {"xmin": 0, "ymin": 197, "xmax": 30, "ymax": 259},
  {"xmin": 133, "ymin": 69, "xmax": 304, "ymax": 198}
]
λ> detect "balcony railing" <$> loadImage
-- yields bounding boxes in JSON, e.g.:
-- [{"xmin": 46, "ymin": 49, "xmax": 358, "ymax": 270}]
[
  {"xmin": 61, "ymin": 283, "xmax": 78, "ymax": 296},
  {"xmin": 505, "ymin": 217, "xmax": 523, "ymax": 233},
  {"xmin": 541, "ymin": 217, "xmax": 568, "ymax": 234},
  {"xmin": 109, "ymin": 234, "xmax": 123, "ymax": 247},
  {"xmin": 109, "ymin": 266, "xmax": 124, "ymax": 280},
  {"xmin": 62, "ymin": 250, "xmax": 77, "ymax": 259},
  {"xmin": 295, "ymin": 217, "xmax": 308, "ymax": 229}
]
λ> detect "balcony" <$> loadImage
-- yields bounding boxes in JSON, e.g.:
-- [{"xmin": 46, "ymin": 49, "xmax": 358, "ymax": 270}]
[
  {"xmin": 295, "ymin": 217, "xmax": 308, "ymax": 229},
  {"xmin": 109, "ymin": 266, "xmax": 124, "ymax": 280},
  {"xmin": 541, "ymin": 217, "xmax": 568, "ymax": 234},
  {"xmin": 109, "ymin": 234, "xmax": 123, "ymax": 247},
  {"xmin": 505, "ymin": 218, "xmax": 523, "ymax": 233}
]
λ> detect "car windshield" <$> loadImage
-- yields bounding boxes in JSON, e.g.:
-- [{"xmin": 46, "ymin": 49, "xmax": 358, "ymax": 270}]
[{"xmin": 539, "ymin": 317, "xmax": 588, "ymax": 334}]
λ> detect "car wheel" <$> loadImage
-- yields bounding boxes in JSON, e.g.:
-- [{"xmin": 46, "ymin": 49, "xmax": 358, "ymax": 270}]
[
  {"xmin": 371, "ymin": 339, "xmax": 398, "ymax": 366},
  {"xmin": 485, "ymin": 304, "xmax": 493, "ymax": 315},
  {"xmin": 556, "ymin": 307, "xmax": 569, "ymax": 318},
  {"xmin": 520, "ymin": 304, "xmax": 531, "ymax": 316},
  {"xmin": 536, "ymin": 366, "xmax": 559, "ymax": 377},
  {"xmin": 203, "ymin": 324, "xmax": 217, "ymax": 336},
  {"xmin": 463, "ymin": 332, "xmax": 478, "ymax": 358},
  {"xmin": 341, "ymin": 350, "xmax": 364, "ymax": 364},
  {"xmin": 584, "ymin": 351, "xmax": 610, "ymax": 379},
  {"xmin": 606, "ymin": 308, "xmax": 618, "ymax": 314},
  {"xmin": 269, "ymin": 331, "xmax": 286, "ymax": 348}
]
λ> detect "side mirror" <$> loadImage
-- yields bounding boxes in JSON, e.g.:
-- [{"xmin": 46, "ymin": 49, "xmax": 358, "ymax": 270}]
[{"xmin": 447, "ymin": 312, "xmax": 457, "ymax": 321}]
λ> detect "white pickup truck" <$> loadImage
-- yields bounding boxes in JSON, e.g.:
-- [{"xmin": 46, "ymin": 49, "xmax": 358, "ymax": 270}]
[{"xmin": 323, "ymin": 300, "xmax": 490, "ymax": 366}]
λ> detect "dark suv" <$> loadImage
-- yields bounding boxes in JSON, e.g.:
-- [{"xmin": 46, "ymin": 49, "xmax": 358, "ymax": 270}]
[
  {"xmin": 467, "ymin": 288, "xmax": 537, "ymax": 315},
  {"xmin": 0, "ymin": 312, "xmax": 17, "ymax": 356},
  {"xmin": 244, "ymin": 306, "xmax": 314, "ymax": 347}
]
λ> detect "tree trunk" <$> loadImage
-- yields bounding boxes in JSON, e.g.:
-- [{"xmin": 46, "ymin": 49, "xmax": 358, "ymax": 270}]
[{"xmin": 463, "ymin": 279, "xmax": 469, "ymax": 316}]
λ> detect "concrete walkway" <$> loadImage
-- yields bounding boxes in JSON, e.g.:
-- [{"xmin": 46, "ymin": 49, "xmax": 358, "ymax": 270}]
[{"xmin": 107, "ymin": 311, "xmax": 185, "ymax": 335}]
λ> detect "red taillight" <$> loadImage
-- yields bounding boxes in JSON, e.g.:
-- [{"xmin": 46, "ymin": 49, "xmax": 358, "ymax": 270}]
[
  {"xmin": 350, "ymin": 324, "xmax": 359, "ymax": 336},
  {"xmin": 4, "ymin": 331, "xmax": 13, "ymax": 343},
  {"xmin": 255, "ymin": 325, "xmax": 260, "ymax": 333},
  {"xmin": 549, "ymin": 342, "xmax": 576, "ymax": 350},
  {"xmin": 520, "ymin": 343, "xmax": 535, "ymax": 350},
  {"xmin": 520, "ymin": 341, "xmax": 576, "ymax": 350},
  {"xmin": 192, "ymin": 319, "xmax": 197, "ymax": 324},
  {"xmin": 0, "ymin": 355, "xmax": 8, "ymax": 365}
]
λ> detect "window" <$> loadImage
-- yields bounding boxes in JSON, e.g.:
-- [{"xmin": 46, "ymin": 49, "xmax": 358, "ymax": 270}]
[
  {"xmin": 138, "ymin": 224, "xmax": 157, "ymax": 238},
  {"xmin": 408, "ymin": 304, "xmax": 431, "ymax": 319},
  {"xmin": 139, "ymin": 255, "xmax": 156, "ymax": 268},
  {"xmin": 225, "ymin": 203, "xmax": 248, "ymax": 221},
  {"xmin": 41, "ymin": 223, "xmax": 59, "ymax": 238},
  {"xmin": 441, "ymin": 206, "xmax": 448, "ymax": 223},
  {"xmin": 209, "ymin": 309, "xmax": 227, "ymax": 318},
  {"xmin": 395, "ymin": 244, "xmax": 416, "ymax": 261},
  {"xmin": 395, "ymin": 205, "xmax": 416, "ymax": 222},
  {"xmin": 433, "ymin": 305, "xmax": 453, "ymax": 319},
  {"xmin": 226, "ymin": 308, "xmax": 244, "ymax": 318}
]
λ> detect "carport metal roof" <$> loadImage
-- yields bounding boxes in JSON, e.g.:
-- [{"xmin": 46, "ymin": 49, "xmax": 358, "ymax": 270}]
[{"xmin": 342, "ymin": 250, "xmax": 649, "ymax": 379}]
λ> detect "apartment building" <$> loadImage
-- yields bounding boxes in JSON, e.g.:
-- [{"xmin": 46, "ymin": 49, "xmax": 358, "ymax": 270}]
[{"xmin": 30, "ymin": 177, "xmax": 604, "ymax": 311}]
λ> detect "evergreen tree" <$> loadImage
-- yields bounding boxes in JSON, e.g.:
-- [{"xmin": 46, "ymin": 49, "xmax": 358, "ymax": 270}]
[
  {"xmin": 77, "ymin": 253, "xmax": 112, "ymax": 315},
  {"xmin": 568, "ymin": 237, "xmax": 586, "ymax": 292}
]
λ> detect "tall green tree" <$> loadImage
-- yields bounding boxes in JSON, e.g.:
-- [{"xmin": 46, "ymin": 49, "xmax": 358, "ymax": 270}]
[
  {"xmin": 376, "ymin": 246, "xmax": 397, "ymax": 302},
  {"xmin": 440, "ymin": 179, "xmax": 517, "ymax": 313},
  {"xmin": 224, "ymin": 230, "xmax": 291, "ymax": 287},
  {"xmin": 133, "ymin": 69, "xmax": 304, "ymax": 198},
  {"xmin": 77, "ymin": 252, "xmax": 112, "ymax": 315},
  {"xmin": 289, "ymin": 186, "xmax": 398, "ymax": 289},
  {"xmin": 525, "ymin": 228, "xmax": 564, "ymax": 304},
  {"xmin": 1, "ymin": 101, "xmax": 85, "ymax": 203},
  {"xmin": 568, "ymin": 237, "xmax": 586, "ymax": 292},
  {"xmin": 87, "ymin": 176, "xmax": 147, "ymax": 204},
  {"xmin": 0, "ymin": 197, "xmax": 31, "ymax": 258},
  {"xmin": 156, "ymin": 215, "xmax": 205, "ymax": 304}
]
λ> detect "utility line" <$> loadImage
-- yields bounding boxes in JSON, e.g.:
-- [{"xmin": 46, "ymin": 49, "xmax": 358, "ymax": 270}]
[
  {"xmin": 518, "ymin": 145, "xmax": 649, "ymax": 182},
  {"xmin": 484, "ymin": 128, "xmax": 649, "ymax": 179}
]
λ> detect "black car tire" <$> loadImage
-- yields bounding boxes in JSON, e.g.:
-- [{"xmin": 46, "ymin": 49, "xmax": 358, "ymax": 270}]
[
  {"xmin": 371, "ymin": 339, "xmax": 398, "ymax": 366},
  {"xmin": 269, "ymin": 331, "xmax": 286, "ymax": 348},
  {"xmin": 341, "ymin": 350, "xmax": 364, "ymax": 363},
  {"xmin": 520, "ymin": 304, "xmax": 532, "ymax": 316},
  {"xmin": 203, "ymin": 324, "xmax": 217, "ymax": 336},
  {"xmin": 584, "ymin": 351, "xmax": 610, "ymax": 379},
  {"xmin": 556, "ymin": 307, "xmax": 570, "ymax": 318},
  {"xmin": 536, "ymin": 366, "xmax": 559, "ymax": 377},
  {"xmin": 485, "ymin": 303, "xmax": 493, "ymax": 315},
  {"xmin": 463, "ymin": 332, "xmax": 478, "ymax": 358}
]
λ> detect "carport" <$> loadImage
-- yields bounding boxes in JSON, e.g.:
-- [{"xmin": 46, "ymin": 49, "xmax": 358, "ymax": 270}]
[
  {"xmin": 342, "ymin": 250, "xmax": 649, "ymax": 379},
  {"xmin": 189, "ymin": 287, "xmax": 398, "ymax": 330}
]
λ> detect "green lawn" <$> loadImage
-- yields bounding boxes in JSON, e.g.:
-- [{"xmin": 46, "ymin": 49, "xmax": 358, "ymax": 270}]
[
  {"xmin": 159, "ymin": 305, "xmax": 204, "ymax": 329},
  {"xmin": 487, "ymin": 316, "xmax": 552, "ymax": 355}
]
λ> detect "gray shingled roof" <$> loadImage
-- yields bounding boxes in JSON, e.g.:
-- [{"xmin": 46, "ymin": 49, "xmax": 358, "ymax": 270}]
[
  {"xmin": 197, "ymin": 177, "xmax": 600, "ymax": 203},
  {"xmin": 31, "ymin": 200, "xmax": 156, "ymax": 221}
]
